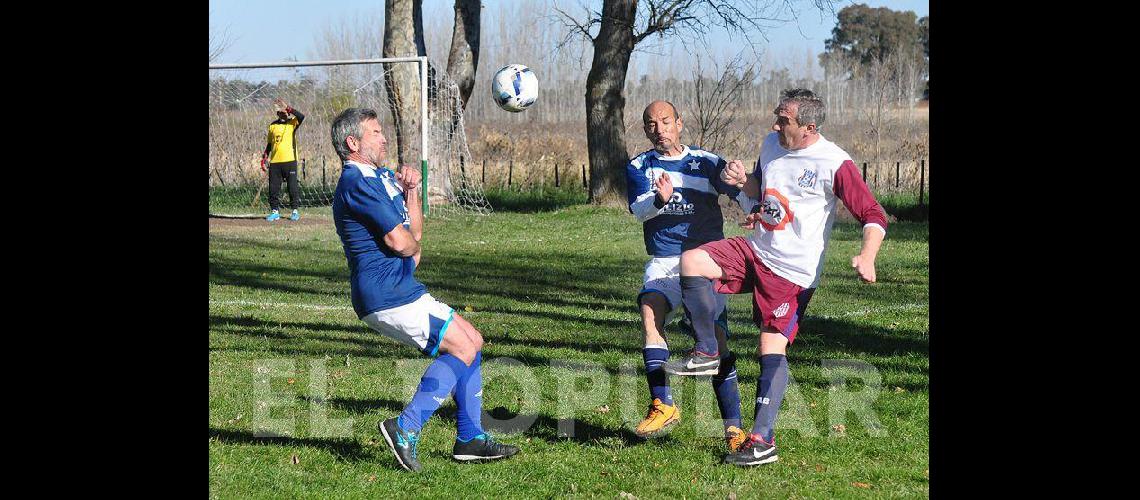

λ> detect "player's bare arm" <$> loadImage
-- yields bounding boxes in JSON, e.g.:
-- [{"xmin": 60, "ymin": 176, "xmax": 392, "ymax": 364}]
[{"xmin": 851, "ymin": 225, "xmax": 884, "ymax": 283}]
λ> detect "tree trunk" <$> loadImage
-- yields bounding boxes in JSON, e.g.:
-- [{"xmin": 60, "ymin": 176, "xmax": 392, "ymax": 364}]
[
  {"xmin": 383, "ymin": 0, "xmax": 424, "ymax": 168},
  {"xmin": 446, "ymin": 0, "xmax": 480, "ymax": 110},
  {"xmin": 584, "ymin": 0, "xmax": 637, "ymax": 205}
]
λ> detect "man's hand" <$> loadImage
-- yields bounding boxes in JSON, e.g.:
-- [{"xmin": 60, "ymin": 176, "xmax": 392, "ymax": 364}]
[
  {"xmin": 654, "ymin": 172, "xmax": 674, "ymax": 204},
  {"xmin": 260, "ymin": 153, "xmax": 268, "ymax": 172},
  {"xmin": 273, "ymin": 97, "xmax": 288, "ymax": 110},
  {"xmin": 851, "ymin": 254, "xmax": 877, "ymax": 283},
  {"xmin": 739, "ymin": 211, "xmax": 762, "ymax": 230},
  {"xmin": 721, "ymin": 159, "xmax": 747, "ymax": 187},
  {"xmin": 396, "ymin": 164, "xmax": 422, "ymax": 193}
]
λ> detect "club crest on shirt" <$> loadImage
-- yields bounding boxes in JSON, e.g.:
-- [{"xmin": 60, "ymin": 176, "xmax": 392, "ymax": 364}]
[{"xmin": 798, "ymin": 169, "xmax": 817, "ymax": 188}]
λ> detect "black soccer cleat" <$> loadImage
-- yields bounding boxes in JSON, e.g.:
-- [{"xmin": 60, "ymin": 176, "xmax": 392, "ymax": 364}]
[
  {"xmin": 379, "ymin": 417, "xmax": 422, "ymax": 472},
  {"xmin": 723, "ymin": 433, "xmax": 779, "ymax": 467},
  {"xmin": 452, "ymin": 433, "xmax": 520, "ymax": 462},
  {"xmin": 663, "ymin": 350, "xmax": 720, "ymax": 376}
]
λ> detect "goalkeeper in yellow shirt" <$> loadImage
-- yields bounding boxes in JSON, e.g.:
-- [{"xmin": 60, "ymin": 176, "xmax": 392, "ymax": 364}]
[{"xmin": 261, "ymin": 98, "xmax": 305, "ymax": 221}]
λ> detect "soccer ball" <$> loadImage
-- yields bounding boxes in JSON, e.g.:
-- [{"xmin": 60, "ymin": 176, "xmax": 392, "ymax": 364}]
[{"xmin": 491, "ymin": 64, "xmax": 538, "ymax": 112}]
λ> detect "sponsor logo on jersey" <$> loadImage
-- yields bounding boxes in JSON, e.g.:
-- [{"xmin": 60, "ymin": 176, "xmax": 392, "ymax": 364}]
[{"xmin": 758, "ymin": 188, "xmax": 794, "ymax": 231}]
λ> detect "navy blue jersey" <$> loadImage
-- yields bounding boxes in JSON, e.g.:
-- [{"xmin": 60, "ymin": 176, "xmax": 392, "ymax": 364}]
[
  {"xmin": 626, "ymin": 146, "xmax": 740, "ymax": 256},
  {"xmin": 332, "ymin": 161, "xmax": 426, "ymax": 318}
]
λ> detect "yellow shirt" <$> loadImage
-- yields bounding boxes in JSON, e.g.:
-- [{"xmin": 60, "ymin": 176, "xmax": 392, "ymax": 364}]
[{"xmin": 267, "ymin": 116, "xmax": 301, "ymax": 163}]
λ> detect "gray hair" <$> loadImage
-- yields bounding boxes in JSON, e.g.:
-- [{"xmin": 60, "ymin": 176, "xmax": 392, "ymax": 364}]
[
  {"xmin": 779, "ymin": 88, "xmax": 826, "ymax": 129},
  {"xmin": 330, "ymin": 107, "xmax": 378, "ymax": 161}
]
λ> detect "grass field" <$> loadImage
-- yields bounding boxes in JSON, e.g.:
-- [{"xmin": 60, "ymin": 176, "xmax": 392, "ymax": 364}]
[{"xmin": 209, "ymin": 204, "xmax": 929, "ymax": 498}]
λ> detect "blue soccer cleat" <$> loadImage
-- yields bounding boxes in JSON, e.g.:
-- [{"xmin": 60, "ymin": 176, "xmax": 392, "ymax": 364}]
[
  {"xmin": 265, "ymin": 210, "xmax": 280, "ymax": 221},
  {"xmin": 379, "ymin": 417, "xmax": 421, "ymax": 472},
  {"xmin": 289, "ymin": 209, "xmax": 300, "ymax": 221}
]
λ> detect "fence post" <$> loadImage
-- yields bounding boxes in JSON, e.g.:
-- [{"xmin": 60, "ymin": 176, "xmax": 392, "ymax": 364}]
[
  {"xmin": 508, "ymin": 159, "xmax": 513, "ymax": 187},
  {"xmin": 862, "ymin": 162, "xmax": 867, "ymax": 182},
  {"xmin": 555, "ymin": 162, "xmax": 560, "ymax": 187},
  {"xmin": 321, "ymin": 157, "xmax": 326, "ymax": 189},
  {"xmin": 482, "ymin": 159, "xmax": 486, "ymax": 184},
  {"xmin": 919, "ymin": 158, "xmax": 925, "ymax": 207},
  {"xmin": 582, "ymin": 164, "xmax": 587, "ymax": 189},
  {"xmin": 301, "ymin": 158, "xmax": 306, "ymax": 181},
  {"xmin": 896, "ymin": 161, "xmax": 900, "ymax": 188}
]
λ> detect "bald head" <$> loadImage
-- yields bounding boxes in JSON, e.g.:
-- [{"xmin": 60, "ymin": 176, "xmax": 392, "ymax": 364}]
[
  {"xmin": 643, "ymin": 100, "xmax": 679, "ymax": 122},
  {"xmin": 642, "ymin": 100, "xmax": 684, "ymax": 156}
]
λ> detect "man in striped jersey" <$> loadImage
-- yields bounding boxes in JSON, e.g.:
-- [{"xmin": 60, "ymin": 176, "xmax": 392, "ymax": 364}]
[{"xmin": 626, "ymin": 100, "xmax": 754, "ymax": 452}]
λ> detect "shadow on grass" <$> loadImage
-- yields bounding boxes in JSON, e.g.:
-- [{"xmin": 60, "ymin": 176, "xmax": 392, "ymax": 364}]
[
  {"xmin": 208, "ymin": 426, "xmax": 372, "ymax": 462},
  {"xmin": 309, "ymin": 395, "xmax": 640, "ymax": 448}
]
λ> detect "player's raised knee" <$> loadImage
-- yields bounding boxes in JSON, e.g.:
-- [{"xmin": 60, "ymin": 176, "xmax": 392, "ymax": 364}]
[{"xmin": 680, "ymin": 248, "xmax": 714, "ymax": 276}]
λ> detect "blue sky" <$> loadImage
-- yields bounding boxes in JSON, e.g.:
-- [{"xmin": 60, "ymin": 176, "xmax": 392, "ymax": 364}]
[{"xmin": 210, "ymin": 0, "xmax": 928, "ymax": 67}]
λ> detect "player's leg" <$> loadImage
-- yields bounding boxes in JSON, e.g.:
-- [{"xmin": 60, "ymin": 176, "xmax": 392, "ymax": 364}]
[
  {"xmin": 364, "ymin": 294, "xmax": 467, "ymax": 471},
  {"xmin": 710, "ymin": 299, "xmax": 744, "ymax": 451},
  {"xmin": 266, "ymin": 164, "xmax": 283, "ymax": 220},
  {"xmin": 285, "ymin": 163, "xmax": 301, "ymax": 220},
  {"xmin": 635, "ymin": 291, "xmax": 680, "ymax": 438},
  {"xmin": 439, "ymin": 313, "xmax": 520, "ymax": 462},
  {"xmin": 724, "ymin": 276, "xmax": 813, "ymax": 467},
  {"xmin": 668, "ymin": 238, "xmax": 750, "ymax": 376}
]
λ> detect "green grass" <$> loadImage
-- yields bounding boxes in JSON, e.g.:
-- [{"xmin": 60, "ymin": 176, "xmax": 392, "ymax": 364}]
[
  {"xmin": 875, "ymin": 191, "xmax": 929, "ymax": 222},
  {"xmin": 210, "ymin": 205, "xmax": 928, "ymax": 498}
]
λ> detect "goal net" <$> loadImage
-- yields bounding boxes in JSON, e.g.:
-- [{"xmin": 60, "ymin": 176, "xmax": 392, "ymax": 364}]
[{"xmin": 209, "ymin": 58, "xmax": 491, "ymax": 218}]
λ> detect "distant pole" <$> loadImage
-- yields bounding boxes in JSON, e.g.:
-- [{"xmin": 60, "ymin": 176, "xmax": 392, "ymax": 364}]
[
  {"xmin": 896, "ymin": 161, "xmax": 900, "ymax": 188},
  {"xmin": 508, "ymin": 159, "xmax": 513, "ymax": 187},
  {"xmin": 321, "ymin": 157, "xmax": 327, "ymax": 189},
  {"xmin": 555, "ymin": 163, "xmax": 560, "ymax": 187},
  {"xmin": 582, "ymin": 164, "xmax": 587, "ymax": 189},
  {"xmin": 482, "ymin": 159, "xmax": 486, "ymax": 184},
  {"xmin": 862, "ymin": 162, "xmax": 867, "ymax": 182},
  {"xmin": 919, "ymin": 158, "xmax": 925, "ymax": 206},
  {"xmin": 301, "ymin": 158, "xmax": 306, "ymax": 181}
]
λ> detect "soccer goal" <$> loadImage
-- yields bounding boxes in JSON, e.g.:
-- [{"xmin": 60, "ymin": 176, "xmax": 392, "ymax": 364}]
[{"xmin": 209, "ymin": 57, "xmax": 491, "ymax": 218}]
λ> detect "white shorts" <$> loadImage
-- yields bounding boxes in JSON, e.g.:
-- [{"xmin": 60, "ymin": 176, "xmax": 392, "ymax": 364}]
[
  {"xmin": 638, "ymin": 256, "xmax": 728, "ymax": 326},
  {"xmin": 361, "ymin": 293, "xmax": 455, "ymax": 357}
]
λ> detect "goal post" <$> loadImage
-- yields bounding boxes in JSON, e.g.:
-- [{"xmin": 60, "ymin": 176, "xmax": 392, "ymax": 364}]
[{"xmin": 209, "ymin": 57, "xmax": 489, "ymax": 218}]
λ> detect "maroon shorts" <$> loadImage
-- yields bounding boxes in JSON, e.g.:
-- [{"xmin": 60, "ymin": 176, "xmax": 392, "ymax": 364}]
[{"xmin": 699, "ymin": 237, "xmax": 815, "ymax": 343}]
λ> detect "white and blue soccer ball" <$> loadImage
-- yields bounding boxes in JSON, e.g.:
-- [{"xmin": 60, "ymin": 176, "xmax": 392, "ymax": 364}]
[{"xmin": 491, "ymin": 64, "xmax": 538, "ymax": 112}]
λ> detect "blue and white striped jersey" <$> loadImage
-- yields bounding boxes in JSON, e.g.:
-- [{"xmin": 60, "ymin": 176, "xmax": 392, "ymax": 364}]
[{"xmin": 625, "ymin": 146, "xmax": 741, "ymax": 256}]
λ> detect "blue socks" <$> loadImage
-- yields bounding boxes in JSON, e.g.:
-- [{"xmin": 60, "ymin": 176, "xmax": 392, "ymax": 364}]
[
  {"xmin": 751, "ymin": 354, "xmax": 789, "ymax": 442},
  {"xmin": 712, "ymin": 353, "xmax": 742, "ymax": 429},
  {"xmin": 643, "ymin": 344, "xmax": 673, "ymax": 405},
  {"xmin": 398, "ymin": 353, "xmax": 467, "ymax": 433},
  {"xmin": 680, "ymin": 276, "xmax": 719, "ymax": 355},
  {"xmin": 453, "ymin": 351, "xmax": 485, "ymax": 442}
]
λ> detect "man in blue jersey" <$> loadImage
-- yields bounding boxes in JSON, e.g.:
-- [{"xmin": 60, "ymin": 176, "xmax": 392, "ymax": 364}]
[
  {"xmin": 329, "ymin": 108, "xmax": 519, "ymax": 472},
  {"xmin": 626, "ymin": 100, "xmax": 753, "ymax": 452}
]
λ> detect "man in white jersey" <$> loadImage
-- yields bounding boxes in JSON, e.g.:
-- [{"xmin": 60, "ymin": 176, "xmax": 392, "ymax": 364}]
[
  {"xmin": 670, "ymin": 89, "xmax": 888, "ymax": 467},
  {"xmin": 625, "ymin": 100, "xmax": 752, "ymax": 452}
]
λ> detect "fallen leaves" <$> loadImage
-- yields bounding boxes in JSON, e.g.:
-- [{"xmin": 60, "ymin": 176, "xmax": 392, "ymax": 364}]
[
  {"xmin": 832, "ymin": 424, "xmax": 846, "ymax": 435},
  {"xmin": 291, "ymin": 454, "xmax": 300, "ymax": 465},
  {"xmin": 618, "ymin": 493, "xmax": 637, "ymax": 500},
  {"xmin": 852, "ymin": 482, "xmax": 871, "ymax": 489},
  {"xmin": 596, "ymin": 405, "xmax": 611, "ymax": 414}
]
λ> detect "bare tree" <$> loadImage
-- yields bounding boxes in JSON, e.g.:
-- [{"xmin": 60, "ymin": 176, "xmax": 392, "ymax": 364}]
[
  {"xmin": 209, "ymin": 18, "xmax": 234, "ymax": 63},
  {"xmin": 557, "ymin": 0, "xmax": 838, "ymax": 204},
  {"xmin": 691, "ymin": 54, "xmax": 754, "ymax": 155}
]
